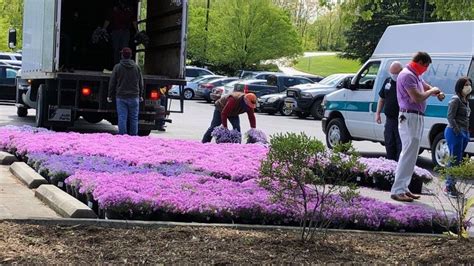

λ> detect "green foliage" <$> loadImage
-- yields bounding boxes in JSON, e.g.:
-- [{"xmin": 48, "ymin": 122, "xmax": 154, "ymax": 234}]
[
  {"xmin": 0, "ymin": 0, "xmax": 23, "ymax": 51},
  {"xmin": 429, "ymin": 0, "xmax": 474, "ymax": 20},
  {"xmin": 294, "ymin": 55, "xmax": 361, "ymax": 77}
]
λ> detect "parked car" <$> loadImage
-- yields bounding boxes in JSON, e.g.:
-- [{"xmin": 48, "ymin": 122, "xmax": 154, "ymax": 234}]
[
  {"xmin": 169, "ymin": 75, "xmax": 223, "ymax": 100},
  {"xmin": 321, "ymin": 21, "xmax": 474, "ymax": 166},
  {"xmin": 0, "ymin": 52, "xmax": 21, "ymax": 68},
  {"xmin": 257, "ymin": 92, "xmax": 293, "ymax": 116},
  {"xmin": 185, "ymin": 66, "xmax": 215, "ymax": 81},
  {"xmin": 235, "ymin": 74, "xmax": 313, "ymax": 97},
  {"xmin": 296, "ymin": 74, "xmax": 325, "ymax": 83},
  {"xmin": 210, "ymin": 80, "xmax": 241, "ymax": 101},
  {"xmin": 285, "ymin": 74, "xmax": 354, "ymax": 120},
  {"xmin": 196, "ymin": 77, "xmax": 239, "ymax": 102},
  {"xmin": 0, "ymin": 65, "xmax": 18, "ymax": 102}
]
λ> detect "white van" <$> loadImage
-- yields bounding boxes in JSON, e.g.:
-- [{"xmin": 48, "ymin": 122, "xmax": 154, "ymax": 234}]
[{"xmin": 322, "ymin": 21, "xmax": 474, "ymax": 166}]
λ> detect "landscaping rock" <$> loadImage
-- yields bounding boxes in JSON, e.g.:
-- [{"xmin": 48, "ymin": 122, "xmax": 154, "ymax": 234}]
[
  {"xmin": 35, "ymin": 185, "xmax": 97, "ymax": 219},
  {"xmin": 0, "ymin": 151, "xmax": 18, "ymax": 165},
  {"xmin": 9, "ymin": 162, "xmax": 48, "ymax": 189}
]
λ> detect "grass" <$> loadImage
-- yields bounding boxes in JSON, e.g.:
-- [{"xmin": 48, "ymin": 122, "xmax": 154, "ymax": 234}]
[{"xmin": 294, "ymin": 55, "xmax": 362, "ymax": 77}]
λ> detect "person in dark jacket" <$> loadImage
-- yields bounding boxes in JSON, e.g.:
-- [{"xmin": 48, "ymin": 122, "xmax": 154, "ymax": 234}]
[
  {"xmin": 444, "ymin": 76, "xmax": 472, "ymax": 198},
  {"xmin": 107, "ymin": 47, "xmax": 144, "ymax": 136},
  {"xmin": 202, "ymin": 92, "xmax": 257, "ymax": 143},
  {"xmin": 375, "ymin": 61, "xmax": 403, "ymax": 161}
]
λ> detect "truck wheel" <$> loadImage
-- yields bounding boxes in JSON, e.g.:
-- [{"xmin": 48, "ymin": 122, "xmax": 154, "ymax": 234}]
[
  {"xmin": 431, "ymin": 132, "xmax": 449, "ymax": 167},
  {"xmin": 183, "ymin": 89, "xmax": 194, "ymax": 100},
  {"xmin": 17, "ymin": 107, "xmax": 28, "ymax": 117},
  {"xmin": 326, "ymin": 118, "xmax": 350, "ymax": 149},
  {"xmin": 35, "ymin": 85, "xmax": 48, "ymax": 128},
  {"xmin": 310, "ymin": 99, "xmax": 324, "ymax": 120},
  {"xmin": 83, "ymin": 114, "xmax": 103, "ymax": 124},
  {"xmin": 280, "ymin": 103, "xmax": 293, "ymax": 116},
  {"xmin": 295, "ymin": 111, "xmax": 309, "ymax": 119},
  {"xmin": 138, "ymin": 130, "xmax": 151, "ymax": 136}
]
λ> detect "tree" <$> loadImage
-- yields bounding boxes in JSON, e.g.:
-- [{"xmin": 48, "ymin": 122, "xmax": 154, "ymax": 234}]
[
  {"xmin": 429, "ymin": 0, "xmax": 474, "ymax": 20},
  {"xmin": 341, "ymin": 0, "xmax": 437, "ymax": 62},
  {"xmin": 0, "ymin": 0, "xmax": 23, "ymax": 50},
  {"xmin": 207, "ymin": 0, "xmax": 302, "ymax": 70}
]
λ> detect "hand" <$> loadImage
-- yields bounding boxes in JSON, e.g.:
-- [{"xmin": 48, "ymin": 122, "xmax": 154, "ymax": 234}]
[
  {"xmin": 375, "ymin": 113, "xmax": 382, "ymax": 124},
  {"xmin": 107, "ymin": 97, "xmax": 113, "ymax": 103},
  {"xmin": 139, "ymin": 97, "xmax": 144, "ymax": 102},
  {"xmin": 430, "ymin": 87, "xmax": 441, "ymax": 96}
]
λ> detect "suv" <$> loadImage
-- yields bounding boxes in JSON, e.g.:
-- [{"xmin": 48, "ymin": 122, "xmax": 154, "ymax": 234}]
[{"xmin": 185, "ymin": 66, "xmax": 215, "ymax": 81}]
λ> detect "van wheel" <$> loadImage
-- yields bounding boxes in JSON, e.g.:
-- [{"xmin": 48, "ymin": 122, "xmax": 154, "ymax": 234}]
[
  {"xmin": 431, "ymin": 132, "xmax": 449, "ymax": 167},
  {"xmin": 295, "ymin": 111, "xmax": 309, "ymax": 119},
  {"xmin": 326, "ymin": 118, "xmax": 350, "ymax": 149},
  {"xmin": 17, "ymin": 107, "xmax": 28, "ymax": 117},
  {"xmin": 35, "ymin": 84, "xmax": 48, "ymax": 128},
  {"xmin": 310, "ymin": 99, "xmax": 324, "ymax": 120}
]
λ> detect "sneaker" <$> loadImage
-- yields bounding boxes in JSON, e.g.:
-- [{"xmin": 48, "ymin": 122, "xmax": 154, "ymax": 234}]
[{"xmin": 444, "ymin": 187, "xmax": 463, "ymax": 198}]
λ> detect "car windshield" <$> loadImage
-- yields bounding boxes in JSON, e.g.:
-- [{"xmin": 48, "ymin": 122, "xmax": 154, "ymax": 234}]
[{"xmin": 318, "ymin": 75, "xmax": 344, "ymax": 86}]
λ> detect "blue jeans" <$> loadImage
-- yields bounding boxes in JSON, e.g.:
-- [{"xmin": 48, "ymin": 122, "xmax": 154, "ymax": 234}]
[
  {"xmin": 202, "ymin": 108, "xmax": 240, "ymax": 143},
  {"xmin": 444, "ymin": 127, "xmax": 470, "ymax": 188},
  {"xmin": 116, "ymin": 97, "xmax": 139, "ymax": 136}
]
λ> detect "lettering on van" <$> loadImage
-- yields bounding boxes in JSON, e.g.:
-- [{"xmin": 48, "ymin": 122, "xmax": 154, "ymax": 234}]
[{"xmin": 427, "ymin": 63, "xmax": 466, "ymax": 77}]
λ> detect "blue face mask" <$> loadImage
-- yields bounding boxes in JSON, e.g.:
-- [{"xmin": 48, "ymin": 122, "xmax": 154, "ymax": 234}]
[{"xmin": 390, "ymin": 74, "xmax": 398, "ymax": 81}]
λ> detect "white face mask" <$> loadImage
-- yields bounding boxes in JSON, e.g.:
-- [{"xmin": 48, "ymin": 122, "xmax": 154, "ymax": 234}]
[
  {"xmin": 463, "ymin": 85, "xmax": 472, "ymax": 96},
  {"xmin": 390, "ymin": 74, "xmax": 398, "ymax": 81}
]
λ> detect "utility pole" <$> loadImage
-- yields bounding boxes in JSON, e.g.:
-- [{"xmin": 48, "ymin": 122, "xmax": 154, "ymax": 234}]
[
  {"xmin": 204, "ymin": 0, "xmax": 211, "ymax": 62},
  {"xmin": 422, "ymin": 0, "xmax": 427, "ymax": 22}
]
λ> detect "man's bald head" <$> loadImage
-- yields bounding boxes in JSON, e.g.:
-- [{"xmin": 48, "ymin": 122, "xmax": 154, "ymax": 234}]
[{"xmin": 389, "ymin": 61, "xmax": 403, "ymax": 75}]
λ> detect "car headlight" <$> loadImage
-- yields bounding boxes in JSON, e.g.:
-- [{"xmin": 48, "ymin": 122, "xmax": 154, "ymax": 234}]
[
  {"xmin": 301, "ymin": 92, "xmax": 313, "ymax": 98},
  {"xmin": 267, "ymin": 97, "xmax": 279, "ymax": 103}
]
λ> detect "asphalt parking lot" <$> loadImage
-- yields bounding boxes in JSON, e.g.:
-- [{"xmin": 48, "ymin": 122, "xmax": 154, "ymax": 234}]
[{"xmin": 0, "ymin": 100, "xmax": 434, "ymax": 169}]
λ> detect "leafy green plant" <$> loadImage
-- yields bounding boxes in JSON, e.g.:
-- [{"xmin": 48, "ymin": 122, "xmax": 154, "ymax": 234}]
[{"xmin": 259, "ymin": 133, "xmax": 359, "ymax": 242}]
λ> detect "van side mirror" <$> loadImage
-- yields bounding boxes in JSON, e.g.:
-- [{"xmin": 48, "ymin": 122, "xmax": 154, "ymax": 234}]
[{"xmin": 8, "ymin": 29, "xmax": 17, "ymax": 49}]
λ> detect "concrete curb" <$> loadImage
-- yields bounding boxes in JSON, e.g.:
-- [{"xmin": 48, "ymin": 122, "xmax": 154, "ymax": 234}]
[
  {"xmin": 35, "ymin": 185, "xmax": 97, "ymax": 219},
  {"xmin": 0, "ymin": 151, "xmax": 18, "ymax": 165},
  {"xmin": 9, "ymin": 162, "xmax": 48, "ymax": 189},
  {"xmin": 3, "ymin": 218, "xmax": 448, "ymax": 239}
]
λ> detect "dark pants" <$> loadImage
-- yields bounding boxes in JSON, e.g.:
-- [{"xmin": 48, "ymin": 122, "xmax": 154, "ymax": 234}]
[
  {"xmin": 385, "ymin": 117, "xmax": 402, "ymax": 161},
  {"xmin": 111, "ymin": 30, "xmax": 131, "ymax": 65},
  {"xmin": 202, "ymin": 108, "xmax": 240, "ymax": 143}
]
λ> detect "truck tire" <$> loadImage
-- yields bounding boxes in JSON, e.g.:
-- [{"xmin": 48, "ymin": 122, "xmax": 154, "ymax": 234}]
[
  {"xmin": 138, "ymin": 130, "xmax": 151, "ymax": 136},
  {"xmin": 83, "ymin": 114, "xmax": 103, "ymax": 124},
  {"xmin": 183, "ymin": 89, "xmax": 194, "ymax": 100},
  {"xmin": 17, "ymin": 107, "xmax": 28, "ymax": 117},
  {"xmin": 431, "ymin": 131, "xmax": 449, "ymax": 167},
  {"xmin": 310, "ymin": 99, "xmax": 324, "ymax": 120},
  {"xmin": 35, "ymin": 85, "xmax": 48, "ymax": 128},
  {"xmin": 295, "ymin": 111, "xmax": 309, "ymax": 119},
  {"xmin": 326, "ymin": 118, "xmax": 350, "ymax": 149}
]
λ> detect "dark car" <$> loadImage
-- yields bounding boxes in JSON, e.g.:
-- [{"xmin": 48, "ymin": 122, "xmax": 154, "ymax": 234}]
[
  {"xmin": 257, "ymin": 92, "xmax": 293, "ymax": 116},
  {"xmin": 296, "ymin": 74, "xmax": 325, "ymax": 83},
  {"xmin": 285, "ymin": 74, "xmax": 354, "ymax": 120},
  {"xmin": 0, "ymin": 66, "xmax": 18, "ymax": 102},
  {"xmin": 196, "ymin": 77, "xmax": 239, "ymax": 102},
  {"xmin": 234, "ymin": 74, "xmax": 313, "ymax": 97}
]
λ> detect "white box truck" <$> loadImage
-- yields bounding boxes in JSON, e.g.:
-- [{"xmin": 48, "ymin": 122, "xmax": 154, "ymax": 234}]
[
  {"xmin": 322, "ymin": 21, "xmax": 474, "ymax": 166},
  {"xmin": 10, "ymin": 0, "xmax": 188, "ymax": 135}
]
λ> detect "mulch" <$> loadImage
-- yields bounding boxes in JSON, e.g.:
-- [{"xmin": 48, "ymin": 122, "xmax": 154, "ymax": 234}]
[{"xmin": 0, "ymin": 221, "xmax": 472, "ymax": 264}]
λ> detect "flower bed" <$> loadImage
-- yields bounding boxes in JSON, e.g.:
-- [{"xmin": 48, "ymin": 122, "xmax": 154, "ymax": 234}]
[{"xmin": 0, "ymin": 126, "xmax": 447, "ymax": 233}]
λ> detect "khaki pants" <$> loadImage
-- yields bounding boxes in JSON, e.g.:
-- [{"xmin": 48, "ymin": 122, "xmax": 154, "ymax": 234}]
[{"xmin": 391, "ymin": 112, "xmax": 424, "ymax": 195}]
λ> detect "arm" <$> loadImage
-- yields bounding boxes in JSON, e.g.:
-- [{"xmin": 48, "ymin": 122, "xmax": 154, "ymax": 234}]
[
  {"xmin": 221, "ymin": 97, "xmax": 237, "ymax": 128},
  {"xmin": 108, "ymin": 67, "xmax": 118, "ymax": 99},
  {"xmin": 447, "ymin": 98, "xmax": 460, "ymax": 134},
  {"xmin": 375, "ymin": 97, "xmax": 385, "ymax": 124},
  {"xmin": 406, "ymin": 87, "xmax": 438, "ymax": 103},
  {"xmin": 137, "ymin": 66, "xmax": 144, "ymax": 99},
  {"xmin": 102, "ymin": 20, "xmax": 110, "ymax": 30},
  {"xmin": 247, "ymin": 109, "xmax": 256, "ymax": 128}
]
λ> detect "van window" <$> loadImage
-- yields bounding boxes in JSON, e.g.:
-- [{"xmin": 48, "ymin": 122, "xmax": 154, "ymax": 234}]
[{"xmin": 354, "ymin": 61, "xmax": 381, "ymax": 90}]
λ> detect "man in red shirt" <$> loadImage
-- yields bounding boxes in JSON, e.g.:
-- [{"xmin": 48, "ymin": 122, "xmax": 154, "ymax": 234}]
[
  {"xmin": 103, "ymin": 0, "xmax": 139, "ymax": 65},
  {"xmin": 202, "ymin": 92, "xmax": 257, "ymax": 143}
]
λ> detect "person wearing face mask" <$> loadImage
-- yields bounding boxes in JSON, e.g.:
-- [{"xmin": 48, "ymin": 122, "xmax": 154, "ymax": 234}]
[
  {"xmin": 376, "ymin": 61, "xmax": 403, "ymax": 161},
  {"xmin": 444, "ymin": 77, "xmax": 472, "ymax": 198},
  {"xmin": 390, "ymin": 52, "xmax": 442, "ymax": 202}
]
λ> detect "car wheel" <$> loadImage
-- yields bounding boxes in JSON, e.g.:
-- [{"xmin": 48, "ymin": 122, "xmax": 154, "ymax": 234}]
[
  {"xmin": 326, "ymin": 118, "xmax": 350, "ymax": 149},
  {"xmin": 17, "ymin": 107, "xmax": 28, "ymax": 117},
  {"xmin": 310, "ymin": 99, "xmax": 324, "ymax": 120},
  {"xmin": 138, "ymin": 130, "xmax": 151, "ymax": 136},
  {"xmin": 183, "ymin": 89, "xmax": 194, "ymax": 100},
  {"xmin": 83, "ymin": 114, "xmax": 103, "ymax": 124},
  {"xmin": 295, "ymin": 111, "xmax": 309, "ymax": 119},
  {"xmin": 35, "ymin": 84, "xmax": 47, "ymax": 128},
  {"xmin": 431, "ymin": 131, "xmax": 449, "ymax": 167},
  {"xmin": 280, "ymin": 103, "xmax": 293, "ymax": 116}
]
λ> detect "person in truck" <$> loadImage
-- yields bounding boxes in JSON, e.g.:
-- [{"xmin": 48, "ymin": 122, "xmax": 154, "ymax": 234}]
[
  {"xmin": 202, "ymin": 92, "xmax": 257, "ymax": 143},
  {"xmin": 375, "ymin": 61, "xmax": 403, "ymax": 161},
  {"xmin": 107, "ymin": 47, "xmax": 144, "ymax": 136},
  {"xmin": 102, "ymin": 0, "xmax": 139, "ymax": 65}
]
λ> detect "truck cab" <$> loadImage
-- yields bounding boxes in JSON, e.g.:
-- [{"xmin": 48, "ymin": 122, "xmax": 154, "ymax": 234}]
[{"xmin": 322, "ymin": 21, "xmax": 474, "ymax": 166}]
